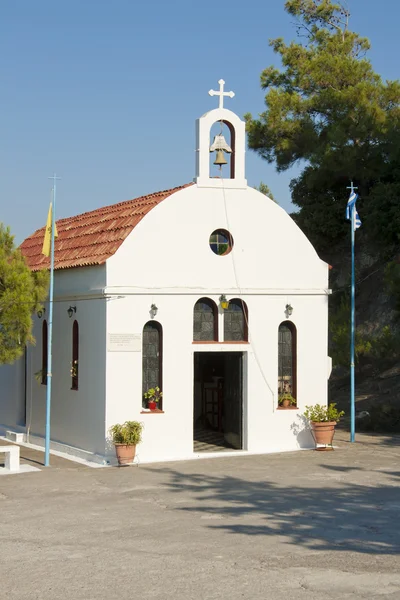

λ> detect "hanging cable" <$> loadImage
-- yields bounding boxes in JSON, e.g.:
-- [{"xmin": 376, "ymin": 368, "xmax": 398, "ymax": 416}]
[{"xmin": 219, "ymin": 173, "xmax": 276, "ymax": 412}]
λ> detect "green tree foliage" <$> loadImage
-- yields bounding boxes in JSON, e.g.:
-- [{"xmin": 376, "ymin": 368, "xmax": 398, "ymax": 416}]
[
  {"xmin": 384, "ymin": 261, "xmax": 400, "ymax": 313},
  {"xmin": 245, "ymin": 0, "xmax": 400, "ymax": 252},
  {"xmin": 0, "ymin": 224, "xmax": 49, "ymax": 364},
  {"xmin": 253, "ymin": 181, "xmax": 277, "ymax": 203}
]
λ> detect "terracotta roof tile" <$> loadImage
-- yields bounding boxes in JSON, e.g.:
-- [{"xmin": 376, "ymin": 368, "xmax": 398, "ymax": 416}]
[{"xmin": 20, "ymin": 183, "xmax": 192, "ymax": 271}]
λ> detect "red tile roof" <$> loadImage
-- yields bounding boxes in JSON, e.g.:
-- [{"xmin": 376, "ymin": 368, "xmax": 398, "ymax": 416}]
[{"xmin": 20, "ymin": 183, "xmax": 192, "ymax": 271}]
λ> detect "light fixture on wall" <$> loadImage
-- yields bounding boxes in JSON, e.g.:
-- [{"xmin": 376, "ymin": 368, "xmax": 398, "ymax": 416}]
[
  {"xmin": 285, "ymin": 303, "xmax": 293, "ymax": 318},
  {"xmin": 67, "ymin": 305, "xmax": 77, "ymax": 318},
  {"xmin": 37, "ymin": 307, "xmax": 46, "ymax": 319},
  {"xmin": 150, "ymin": 304, "xmax": 158, "ymax": 318},
  {"xmin": 219, "ymin": 294, "xmax": 230, "ymax": 310}
]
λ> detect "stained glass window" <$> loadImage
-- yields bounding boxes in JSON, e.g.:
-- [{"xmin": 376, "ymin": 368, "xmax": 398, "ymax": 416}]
[
  {"xmin": 224, "ymin": 299, "xmax": 248, "ymax": 342},
  {"xmin": 71, "ymin": 320, "xmax": 79, "ymax": 391},
  {"xmin": 278, "ymin": 322, "xmax": 297, "ymax": 400},
  {"xmin": 41, "ymin": 320, "xmax": 48, "ymax": 385},
  {"xmin": 209, "ymin": 229, "xmax": 234, "ymax": 256},
  {"xmin": 193, "ymin": 298, "xmax": 218, "ymax": 341},
  {"xmin": 142, "ymin": 321, "xmax": 162, "ymax": 409}
]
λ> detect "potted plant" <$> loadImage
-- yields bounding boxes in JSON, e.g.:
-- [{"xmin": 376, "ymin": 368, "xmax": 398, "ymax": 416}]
[
  {"xmin": 278, "ymin": 393, "xmax": 296, "ymax": 408},
  {"xmin": 303, "ymin": 403, "xmax": 345, "ymax": 449},
  {"xmin": 109, "ymin": 421, "xmax": 144, "ymax": 465},
  {"xmin": 34, "ymin": 368, "xmax": 46, "ymax": 384},
  {"xmin": 144, "ymin": 387, "xmax": 162, "ymax": 411}
]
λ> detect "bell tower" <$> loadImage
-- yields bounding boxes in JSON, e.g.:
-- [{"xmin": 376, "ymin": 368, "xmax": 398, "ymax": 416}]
[{"xmin": 195, "ymin": 79, "xmax": 247, "ymax": 189}]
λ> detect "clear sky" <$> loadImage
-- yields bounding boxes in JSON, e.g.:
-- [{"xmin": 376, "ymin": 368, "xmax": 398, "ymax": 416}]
[{"xmin": 1, "ymin": 0, "xmax": 399, "ymax": 243}]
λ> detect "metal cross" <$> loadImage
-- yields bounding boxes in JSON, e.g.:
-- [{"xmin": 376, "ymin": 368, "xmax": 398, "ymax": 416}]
[
  {"xmin": 208, "ymin": 79, "xmax": 235, "ymax": 109},
  {"xmin": 346, "ymin": 181, "xmax": 358, "ymax": 194},
  {"xmin": 48, "ymin": 172, "xmax": 61, "ymax": 189}
]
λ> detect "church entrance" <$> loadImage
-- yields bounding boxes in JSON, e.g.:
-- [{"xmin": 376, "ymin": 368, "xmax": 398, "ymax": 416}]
[{"xmin": 193, "ymin": 352, "xmax": 244, "ymax": 453}]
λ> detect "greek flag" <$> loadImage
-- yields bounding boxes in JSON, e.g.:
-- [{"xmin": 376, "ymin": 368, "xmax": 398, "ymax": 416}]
[{"xmin": 346, "ymin": 191, "xmax": 362, "ymax": 231}]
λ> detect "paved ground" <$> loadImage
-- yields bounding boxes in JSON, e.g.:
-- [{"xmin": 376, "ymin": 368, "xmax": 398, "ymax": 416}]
[
  {"xmin": 0, "ymin": 438, "xmax": 84, "ymax": 470},
  {"xmin": 1, "ymin": 431, "xmax": 399, "ymax": 600}
]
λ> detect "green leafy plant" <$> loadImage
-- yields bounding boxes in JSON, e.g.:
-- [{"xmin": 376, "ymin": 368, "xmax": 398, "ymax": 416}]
[
  {"xmin": 303, "ymin": 403, "xmax": 344, "ymax": 423},
  {"xmin": 143, "ymin": 387, "xmax": 162, "ymax": 403},
  {"xmin": 244, "ymin": 0, "xmax": 400, "ymax": 254},
  {"xmin": 34, "ymin": 368, "xmax": 46, "ymax": 384},
  {"xmin": 70, "ymin": 360, "xmax": 78, "ymax": 378},
  {"xmin": 109, "ymin": 421, "xmax": 144, "ymax": 446},
  {"xmin": 0, "ymin": 223, "xmax": 49, "ymax": 364},
  {"xmin": 278, "ymin": 393, "xmax": 297, "ymax": 406}
]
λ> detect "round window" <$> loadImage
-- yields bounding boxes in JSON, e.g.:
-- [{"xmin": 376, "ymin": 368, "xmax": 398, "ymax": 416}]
[{"xmin": 209, "ymin": 229, "xmax": 234, "ymax": 256}]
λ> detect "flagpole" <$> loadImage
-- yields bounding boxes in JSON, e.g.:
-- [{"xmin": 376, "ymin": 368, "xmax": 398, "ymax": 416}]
[
  {"xmin": 346, "ymin": 181, "xmax": 358, "ymax": 443},
  {"xmin": 44, "ymin": 173, "xmax": 59, "ymax": 466},
  {"xmin": 350, "ymin": 201, "xmax": 356, "ymax": 443}
]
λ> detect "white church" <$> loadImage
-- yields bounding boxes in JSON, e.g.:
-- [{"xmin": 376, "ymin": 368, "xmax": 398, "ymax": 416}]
[{"xmin": 0, "ymin": 80, "xmax": 331, "ymax": 464}]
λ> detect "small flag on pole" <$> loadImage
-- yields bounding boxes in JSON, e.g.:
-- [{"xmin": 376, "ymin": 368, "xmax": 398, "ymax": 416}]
[
  {"xmin": 346, "ymin": 191, "xmax": 362, "ymax": 231},
  {"xmin": 42, "ymin": 202, "xmax": 58, "ymax": 257}
]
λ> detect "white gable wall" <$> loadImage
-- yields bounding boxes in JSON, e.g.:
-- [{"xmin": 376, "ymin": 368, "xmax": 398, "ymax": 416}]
[
  {"xmin": 106, "ymin": 185, "xmax": 328, "ymax": 291},
  {"xmin": 104, "ymin": 184, "xmax": 329, "ymax": 463}
]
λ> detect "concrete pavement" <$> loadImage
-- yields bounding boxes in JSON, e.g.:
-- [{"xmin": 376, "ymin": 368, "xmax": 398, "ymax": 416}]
[{"xmin": 0, "ymin": 430, "xmax": 399, "ymax": 599}]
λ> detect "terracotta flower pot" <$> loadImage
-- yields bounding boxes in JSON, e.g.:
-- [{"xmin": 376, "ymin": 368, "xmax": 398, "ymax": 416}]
[
  {"xmin": 311, "ymin": 421, "xmax": 337, "ymax": 447},
  {"xmin": 281, "ymin": 399, "xmax": 290, "ymax": 408},
  {"xmin": 148, "ymin": 401, "xmax": 157, "ymax": 410},
  {"xmin": 114, "ymin": 444, "xmax": 136, "ymax": 465}
]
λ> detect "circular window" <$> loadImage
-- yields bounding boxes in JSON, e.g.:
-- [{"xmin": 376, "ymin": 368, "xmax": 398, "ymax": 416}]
[{"xmin": 209, "ymin": 229, "xmax": 234, "ymax": 256}]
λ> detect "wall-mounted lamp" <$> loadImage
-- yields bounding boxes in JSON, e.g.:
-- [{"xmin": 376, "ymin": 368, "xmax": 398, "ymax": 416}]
[
  {"xmin": 37, "ymin": 307, "xmax": 46, "ymax": 319},
  {"xmin": 285, "ymin": 303, "xmax": 293, "ymax": 319},
  {"xmin": 67, "ymin": 305, "xmax": 77, "ymax": 318},
  {"xmin": 150, "ymin": 303, "xmax": 158, "ymax": 318},
  {"xmin": 219, "ymin": 294, "xmax": 230, "ymax": 310}
]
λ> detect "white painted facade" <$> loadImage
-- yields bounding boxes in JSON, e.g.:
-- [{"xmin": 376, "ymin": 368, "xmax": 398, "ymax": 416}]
[{"xmin": 0, "ymin": 81, "xmax": 330, "ymax": 464}]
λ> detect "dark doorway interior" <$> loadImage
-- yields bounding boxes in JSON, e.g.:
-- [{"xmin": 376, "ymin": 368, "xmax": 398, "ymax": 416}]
[{"xmin": 193, "ymin": 352, "xmax": 243, "ymax": 452}]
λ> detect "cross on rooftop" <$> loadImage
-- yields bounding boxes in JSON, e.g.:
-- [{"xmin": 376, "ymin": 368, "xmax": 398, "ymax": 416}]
[{"xmin": 208, "ymin": 79, "xmax": 235, "ymax": 109}]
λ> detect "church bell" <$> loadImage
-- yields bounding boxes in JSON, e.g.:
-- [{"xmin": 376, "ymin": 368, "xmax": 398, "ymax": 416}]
[
  {"xmin": 214, "ymin": 149, "xmax": 228, "ymax": 166},
  {"xmin": 210, "ymin": 133, "xmax": 232, "ymax": 168}
]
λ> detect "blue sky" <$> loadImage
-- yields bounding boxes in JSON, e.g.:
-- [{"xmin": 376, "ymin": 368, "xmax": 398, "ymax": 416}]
[{"xmin": 1, "ymin": 0, "xmax": 399, "ymax": 243}]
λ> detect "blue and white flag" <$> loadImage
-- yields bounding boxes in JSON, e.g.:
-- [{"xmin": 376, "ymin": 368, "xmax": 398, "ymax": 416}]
[{"xmin": 346, "ymin": 191, "xmax": 362, "ymax": 231}]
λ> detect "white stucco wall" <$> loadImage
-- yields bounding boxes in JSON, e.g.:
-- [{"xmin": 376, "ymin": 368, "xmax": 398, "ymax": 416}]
[
  {"xmin": 0, "ymin": 358, "xmax": 26, "ymax": 429},
  {"xmin": 0, "ymin": 183, "xmax": 329, "ymax": 464},
  {"xmin": 104, "ymin": 183, "xmax": 329, "ymax": 463},
  {"xmin": 106, "ymin": 185, "xmax": 328, "ymax": 291},
  {"xmin": 104, "ymin": 291, "xmax": 328, "ymax": 462},
  {"xmin": 0, "ymin": 265, "xmax": 108, "ymax": 458}
]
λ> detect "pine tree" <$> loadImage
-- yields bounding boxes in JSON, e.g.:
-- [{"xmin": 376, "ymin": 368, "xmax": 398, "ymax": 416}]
[
  {"xmin": 245, "ymin": 0, "xmax": 400, "ymax": 253},
  {"xmin": 0, "ymin": 224, "xmax": 49, "ymax": 364},
  {"xmin": 254, "ymin": 182, "xmax": 277, "ymax": 203}
]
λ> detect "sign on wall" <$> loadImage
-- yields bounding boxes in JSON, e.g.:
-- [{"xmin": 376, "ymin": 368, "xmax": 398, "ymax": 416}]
[{"xmin": 107, "ymin": 333, "xmax": 142, "ymax": 352}]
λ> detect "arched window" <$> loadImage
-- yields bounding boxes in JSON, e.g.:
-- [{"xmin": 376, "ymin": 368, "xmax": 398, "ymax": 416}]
[
  {"xmin": 278, "ymin": 321, "xmax": 297, "ymax": 402},
  {"xmin": 71, "ymin": 320, "xmax": 79, "ymax": 391},
  {"xmin": 41, "ymin": 320, "xmax": 48, "ymax": 385},
  {"xmin": 193, "ymin": 298, "xmax": 218, "ymax": 341},
  {"xmin": 142, "ymin": 321, "xmax": 163, "ymax": 409},
  {"xmin": 224, "ymin": 299, "xmax": 248, "ymax": 342}
]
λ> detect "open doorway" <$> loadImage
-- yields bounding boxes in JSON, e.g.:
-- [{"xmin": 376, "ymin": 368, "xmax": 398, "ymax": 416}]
[{"xmin": 193, "ymin": 352, "xmax": 244, "ymax": 452}]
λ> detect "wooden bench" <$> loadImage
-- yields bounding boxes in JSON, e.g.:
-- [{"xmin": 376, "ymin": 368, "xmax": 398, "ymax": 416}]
[{"xmin": 0, "ymin": 445, "xmax": 20, "ymax": 471}]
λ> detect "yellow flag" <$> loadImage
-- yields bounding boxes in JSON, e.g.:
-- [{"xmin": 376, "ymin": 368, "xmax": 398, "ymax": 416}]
[{"xmin": 41, "ymin": 202, "xmax": 58, "ymax": 257}]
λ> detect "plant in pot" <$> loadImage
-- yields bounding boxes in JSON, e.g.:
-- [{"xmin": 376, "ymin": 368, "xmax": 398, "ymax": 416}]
[
  {"xmin": 303, "ymin": 403, "xmax": 345, "ymax": 450},
  {"xmin": 34, "ymin": 368, "xmax": 46, "ymax": 385},
  {"xmin": 109, "ymin": 421, "xmax": 144, "ymax": 465},
  {"xmin": 144, "ymin": 387, "xmax": 162, "ymax": 411},
  {"xmin": 278, "ymin": 393, "xmax": 297, "ymax": 409}
]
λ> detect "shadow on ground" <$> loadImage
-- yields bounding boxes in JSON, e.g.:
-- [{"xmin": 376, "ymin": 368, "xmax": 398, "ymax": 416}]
[{"xmin": 156, "ymin": 466, "xmax": 400, "ymax": 556}]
